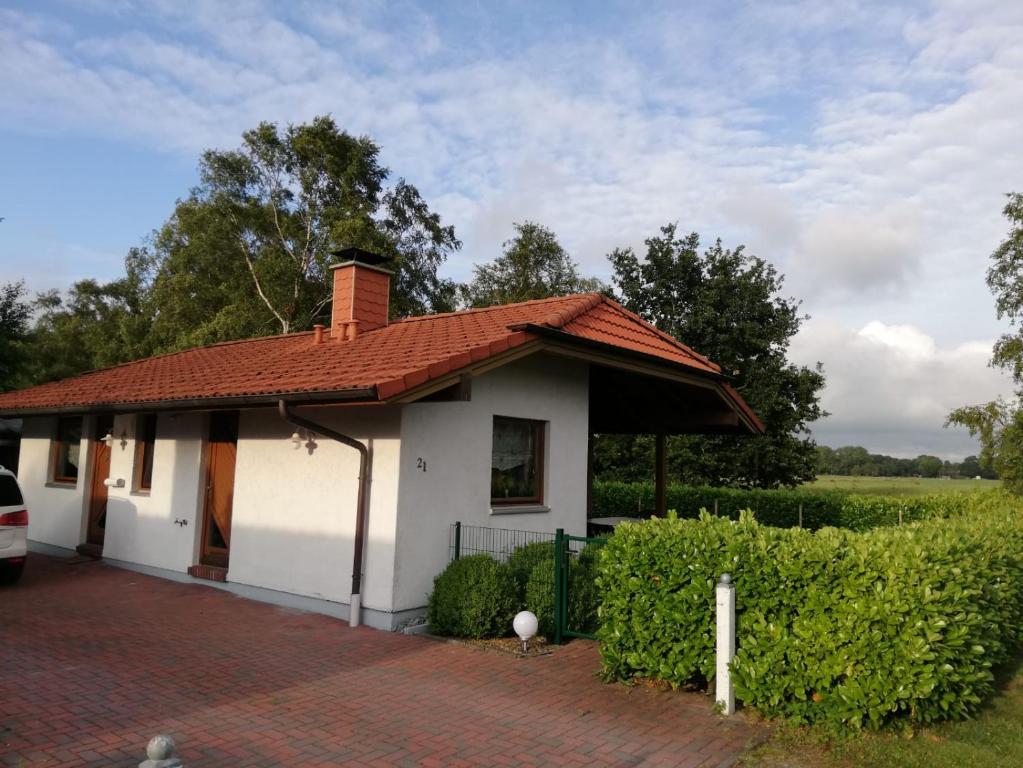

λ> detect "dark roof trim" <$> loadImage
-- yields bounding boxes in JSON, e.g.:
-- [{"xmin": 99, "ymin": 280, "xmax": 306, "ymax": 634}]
[
  {"xmin": 521, "ymin": 325, "xmax": 764, "ymax": 434},
  {"xmin": 0, "ymin": 386, "xmax": 379, "ymax": 418},
  {"xmin": 518, "ymin": 323, "xmax": 731, "ymax": 384},
  {"xmin": 329, "ymin": 247, "xmax": 394, "ymax": 269}
]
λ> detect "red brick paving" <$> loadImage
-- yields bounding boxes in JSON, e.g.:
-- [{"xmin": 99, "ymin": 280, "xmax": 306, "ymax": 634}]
[{"xmin": 0, "ymin": 554, "xmax": 765, "ymax": 767}]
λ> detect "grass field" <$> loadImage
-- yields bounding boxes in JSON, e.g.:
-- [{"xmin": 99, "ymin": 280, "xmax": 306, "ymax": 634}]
[
  {"xmin": 802, "ymin": 474, "xmax": 1001, "ymax": 496},
  {"xmin": 744, "ymin": 656, "xmax": 1023, "ymax": 768}
]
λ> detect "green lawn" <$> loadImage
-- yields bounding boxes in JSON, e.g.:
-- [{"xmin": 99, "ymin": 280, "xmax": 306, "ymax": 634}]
[
  {"xmin": 802, "ymin": 475, "xmax": 1001, "ymax": 497},
  {"xmin": 744, "ymin": 656, "xmax": 1023, "ymax": 767}
]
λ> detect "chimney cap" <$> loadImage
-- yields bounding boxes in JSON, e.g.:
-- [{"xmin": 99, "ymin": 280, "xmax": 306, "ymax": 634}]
[{"xmin": 329, "ymin": 246, "xmax": 393, "ymax": 268}]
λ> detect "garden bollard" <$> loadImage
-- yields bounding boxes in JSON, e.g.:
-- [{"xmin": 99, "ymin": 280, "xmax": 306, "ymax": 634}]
[
  {"xmin": 716, "ymin": 573, "xmax": 736, "ymax": 716},
  {"xmin": 139, "ymin": 734, "xmax": 182, "ymax": 768}
]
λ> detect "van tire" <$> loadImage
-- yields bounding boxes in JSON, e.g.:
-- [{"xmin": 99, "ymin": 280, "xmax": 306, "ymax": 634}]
[{"xmin": 0, "ymin": 559, "xmax": 24, "ymax": 584}]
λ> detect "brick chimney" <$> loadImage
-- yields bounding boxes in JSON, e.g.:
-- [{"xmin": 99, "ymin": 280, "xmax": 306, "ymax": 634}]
[{"xmin": 328, "ymin": 247, "xmax": 393, "ymax": 340}]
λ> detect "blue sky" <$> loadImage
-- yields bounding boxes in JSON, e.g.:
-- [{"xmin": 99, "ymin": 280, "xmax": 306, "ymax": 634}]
[{"xmin": 2, "ymin": 0, "xmax": 1022, "ymax": 457}]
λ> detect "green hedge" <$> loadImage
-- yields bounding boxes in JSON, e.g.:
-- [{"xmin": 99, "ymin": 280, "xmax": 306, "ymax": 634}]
[
  {"xmin": 597, "ymin": 494, "xmax": 1023, "ymax": 729},
  {"xmin": 524, "ymin": 545, "xmax": 602, "ymax": 639},
  {"xmin": 591, "ymin": 481, "xmax": 970, "ymax": 531},
  {"xmin": 427, "ymin": 554, "xmax": 518, "ymax": 638},
  {"xmin": 507, "ymin": 541, "xmax": 554, "ymax": 594},
  {"xmin": 525, "ymin": 558, "xmax": 556, "ymax": 638}
]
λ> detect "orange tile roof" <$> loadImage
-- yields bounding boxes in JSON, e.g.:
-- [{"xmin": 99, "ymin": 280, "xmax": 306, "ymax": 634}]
[{"xmin": 0, "ymin": 293, "xmax": 762, "ymax": 430}]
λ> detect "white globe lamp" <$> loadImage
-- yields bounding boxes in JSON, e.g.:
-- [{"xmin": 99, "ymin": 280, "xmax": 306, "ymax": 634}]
[{"xmin": 513, "ymin": 610, "xmax": 539, "ymax": 653}]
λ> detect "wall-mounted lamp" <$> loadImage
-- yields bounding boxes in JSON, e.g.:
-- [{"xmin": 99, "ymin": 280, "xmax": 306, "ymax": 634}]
[
  {"xmin": 104, "ymin": 430, "xmax": 129, "ymax": 449},
  {"xmin": 290, "ymin": 429, "xmax": 318, "ymax": 451}
]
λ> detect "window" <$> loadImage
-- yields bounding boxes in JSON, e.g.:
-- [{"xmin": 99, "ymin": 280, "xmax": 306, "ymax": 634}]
[
  {"xmin": 491, "ymin": 416, "xmax": 545, "ymax": 505},
  {"xmin": 134, "ymin": 414, "xmax": 157, "ymax": 492},
  {"xmin": 51, "ymin": 417, "xmax": 82, "ymax": 484},
  {"xmin": 0, "ymin": 475, "xmax": 23, "ymax": 507}
]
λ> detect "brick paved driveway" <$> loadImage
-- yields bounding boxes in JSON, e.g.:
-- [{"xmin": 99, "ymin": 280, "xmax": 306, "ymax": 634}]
[{"xmin": 1, "ymin": 554, "xmax": 763, "ymax": 767}]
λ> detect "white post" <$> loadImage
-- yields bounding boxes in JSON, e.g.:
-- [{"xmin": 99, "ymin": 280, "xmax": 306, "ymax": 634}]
[
  {"xmin": 716, "ymin": 573, "xmax": 736, "ymax": 715},
  {"xmin": 350, "ymin": 592, "xmax": 361, "ymax": 628}
]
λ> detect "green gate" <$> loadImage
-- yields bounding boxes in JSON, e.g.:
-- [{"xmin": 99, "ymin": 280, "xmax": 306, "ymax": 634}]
[{"xmin": 552, "ymin": 528, "xmax": 607, "ymax": 644}]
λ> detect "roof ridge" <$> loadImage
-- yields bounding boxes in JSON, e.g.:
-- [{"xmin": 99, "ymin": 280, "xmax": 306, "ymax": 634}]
[
  {"xmin": 533, "ymin": 292, "xmax": 604, "ymax": 329},
  {"xmin": 393, "ymin": 293, "xmax": 599, "ymax": 325}
]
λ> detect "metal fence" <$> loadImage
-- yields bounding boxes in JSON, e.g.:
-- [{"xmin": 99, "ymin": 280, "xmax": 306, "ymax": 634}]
[
  {"xmin": 553, "ymin": 528, "xmax": 607, "ymax": 643},
  {"xmin": 449, "ymin": 521, "xmax": 555, "ymax": 562}
]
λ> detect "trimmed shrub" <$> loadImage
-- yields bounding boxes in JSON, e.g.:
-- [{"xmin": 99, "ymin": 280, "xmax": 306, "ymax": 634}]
[
  {"xmin": 507, "ymin": 541, "xmax": 554, "ymax": 594},
  {"xmin": 591, "ymin": 480, "xmax": 972, "ymax": 531},
  {"xmin": 569, "ymin": 545, "xmax": 602, "ymax": 635},
  {"xmin": 524, "ymin": 545, "xmax": 603, "ymax": 639},
  {"xmin": 597, "ymin": 494, "xmax": 1023, "ymax": 729},
  {"xmin": 525, "ymin": 558, "xmax": 556, "ymax": 638},
  {"xmin": 427, "ymin": 555, "xmax": 518, "ymax": 639}
]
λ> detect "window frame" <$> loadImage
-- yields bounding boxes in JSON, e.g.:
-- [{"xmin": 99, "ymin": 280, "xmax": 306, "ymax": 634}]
[
  {"xmin": 49, "ymin": 416, "xmax": 83, "ymax": 486},
  {"xmin": 490, "ymin": 415, "xmax": 546, "ymax": 507},
  {"xmin": 133, "ymin": 413, "xmax": 158, "ymax": 493}
]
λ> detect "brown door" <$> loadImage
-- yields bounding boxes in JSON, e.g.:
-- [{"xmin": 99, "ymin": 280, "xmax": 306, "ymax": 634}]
[
  {"xmin": 200, "ymin": 412, "xmax": 238, "ymax": 568},
  {"xmin": 86, "ymin": 415, "xmax": 114, "ymax": 547}
]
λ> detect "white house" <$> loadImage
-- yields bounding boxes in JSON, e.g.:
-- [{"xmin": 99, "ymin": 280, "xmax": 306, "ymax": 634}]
[{"xmin": 0, "ymin": 249, "xmax": 762, "ymax": 629}]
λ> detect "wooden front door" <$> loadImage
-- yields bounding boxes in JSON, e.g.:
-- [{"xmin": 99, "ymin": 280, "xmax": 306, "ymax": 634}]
[
  {"xmin": 86, "ymin": 415, "xmax": 114, "ymax": 547},
  {"xmin": 200, "ymin": 412, "xmax": 238, "ymax": 568}
]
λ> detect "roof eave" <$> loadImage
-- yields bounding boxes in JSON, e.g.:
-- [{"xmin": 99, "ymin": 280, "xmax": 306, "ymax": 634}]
[
  {"xmin": 518, "ymin": 323, "xmax": 730, "ymax": 382},
  {"xmin": 0, "ymin": 386, "xmax": 380, "ymax": 418},
  {"xmin": 518, "ymin": 324, "xmax": 765, "ymax": 435}
]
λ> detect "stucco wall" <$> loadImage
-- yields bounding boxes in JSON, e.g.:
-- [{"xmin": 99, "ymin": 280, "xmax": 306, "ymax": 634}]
[
  {"xmin": 227, "ymin": 406, "xmax": 402, "ymax": 613},
  {"xmin": 101, "ymin": 412, "xmax": 205, "ymax": 573},
  {"xmin": 392, "ymin": 353, "xmax": 590, "ymax": 612},
  {"xmin": 17, "ymin": 415, "xmax": 92, "ymax": 550},
  {"xmin": 17, "ymin": 353, "xmax": 588, "ymax": 622}
]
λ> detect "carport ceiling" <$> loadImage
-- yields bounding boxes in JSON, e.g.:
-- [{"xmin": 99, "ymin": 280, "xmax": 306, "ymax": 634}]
[{"xmin": 588, "ymin": 364, "xmax": 746, "ymax": 435}]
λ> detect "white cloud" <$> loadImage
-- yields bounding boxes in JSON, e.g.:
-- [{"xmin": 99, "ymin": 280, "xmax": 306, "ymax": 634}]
[
  {"xmin": 2, "ymin": 2, "xmax": 1019, "ymax": 302},
  {"xmin": 791, "ymin": 317, "xmax": 1013, "ymax": 457},
  {"xmin": 3, "ymin": 0, "xmax": 1023, "ymax": 457},
  {"xmin": 791, "ymin": 205, "xmax": 923, "ymax": 294},
  {"xmin": 858, "ymin": 321, "xmax": 937, "ymax": 358}
]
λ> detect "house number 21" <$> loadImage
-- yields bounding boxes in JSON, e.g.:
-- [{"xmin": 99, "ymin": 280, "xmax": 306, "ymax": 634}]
[{"xmin": 417, "ymin": 457, "xmax": 427, "ymax": 473}]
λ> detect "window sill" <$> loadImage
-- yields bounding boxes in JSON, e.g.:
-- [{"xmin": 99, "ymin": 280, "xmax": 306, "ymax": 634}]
[
  {"xmin": 45, "ymin": 481, "xmax": 78, "ymax": 489},
  {"xmin": 130, "ymin": 489, "xmax": 152, "ymax": 498},
  {"xmin": 490, "ymin": 504, "xmax": 550, "ymax": 515}
]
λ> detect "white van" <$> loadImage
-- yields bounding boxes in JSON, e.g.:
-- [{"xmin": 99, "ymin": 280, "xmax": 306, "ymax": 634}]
[{"xmin": 0, "ymin": 466, "xmax": 27, "ymax": 584}]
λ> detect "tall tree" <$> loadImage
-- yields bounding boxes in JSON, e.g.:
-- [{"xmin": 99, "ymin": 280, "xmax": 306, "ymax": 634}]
[
  {"xmin": 146, "ymin": 116, "xmax": 460, "ymax": 348},
  {"xmin": 984, "ymin": 192, "xmax": 1023, "ymax": 381},
  {"xmin": 460, "ymin": 221, "xmax": 603, "ymax": 308},
  {"xmin": 604, "ymin": 224, "xmax": 826, "ymax": 488},
  {"xmin": 947, "ymin": 400, "xmax": 1023, "ymax": 491},
  {"xmin": 948, "ymin": 193, "xmax": 1023, "ymax": 492},
  {"xmin": 19, "ymin": 116, "xmax": 462, "ymax": 383},
  {"xmin": 24, "ymin": 253, "xmax": 153, "ymax": 384},
  {"xmin": 0, "ymin": 281, "xmax": 32, "ymax": 391}
]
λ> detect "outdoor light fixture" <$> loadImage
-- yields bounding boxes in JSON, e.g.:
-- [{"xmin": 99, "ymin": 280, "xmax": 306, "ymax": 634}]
[
  {"xmin": 513, "ymin": 610, "xmax": 538, "ymax": 653},
  {"xmin": 105, "ymin": 430, "xmax": 128, "ymax": 449}
]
